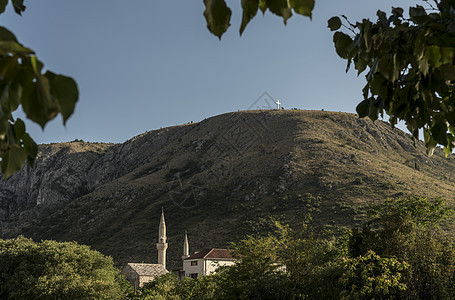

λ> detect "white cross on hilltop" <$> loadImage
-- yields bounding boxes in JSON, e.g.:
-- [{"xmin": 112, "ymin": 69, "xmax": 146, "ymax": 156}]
[{"xmin": 275, "ymin": 99, "xmax": 281, "ymax": 110}]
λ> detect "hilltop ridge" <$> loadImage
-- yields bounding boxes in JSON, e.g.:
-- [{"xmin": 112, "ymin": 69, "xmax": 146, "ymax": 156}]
[{"xmin": 1, "ymin": 110, "xmax": 455, "ymax": 269}]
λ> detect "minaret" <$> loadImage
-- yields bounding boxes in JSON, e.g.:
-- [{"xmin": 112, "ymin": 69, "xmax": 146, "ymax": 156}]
[
  {"xmin": 156, "ymin": 208, "xmax": 168, "ymax": 269},
  {"xmin": 182, "ymin": 231, "xmax": 189, "ymax": 260}
]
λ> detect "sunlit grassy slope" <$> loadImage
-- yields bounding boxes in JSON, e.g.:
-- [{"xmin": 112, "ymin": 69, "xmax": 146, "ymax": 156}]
[{"xmin": 10, "ymin": 110, "xmax": 455, "ymax": 270}]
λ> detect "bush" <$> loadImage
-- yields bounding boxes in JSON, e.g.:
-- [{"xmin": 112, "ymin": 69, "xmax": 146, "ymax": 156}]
[{"xmin": 0, "ymin": 236, "xmax": 130, "ymax": 299}]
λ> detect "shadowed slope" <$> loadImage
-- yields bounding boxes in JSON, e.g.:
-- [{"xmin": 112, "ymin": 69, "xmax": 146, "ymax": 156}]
[{"xmin": 2, "ymin": 110, "xmax": 455, "ymax": 270}]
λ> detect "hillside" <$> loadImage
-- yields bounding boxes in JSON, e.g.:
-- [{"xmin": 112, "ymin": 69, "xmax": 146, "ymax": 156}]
[{"xmin": 1, "ymin": 110, "xmax": 455, "ymax": 270}]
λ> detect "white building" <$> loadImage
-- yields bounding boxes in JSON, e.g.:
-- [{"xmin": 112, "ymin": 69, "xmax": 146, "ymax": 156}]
[
  {"xmin": 182, "ymin": 248, "xmax": 236, "ymax": 278},
  {"xmin": 123, "ymin": 210, "xmax": 237, "ymax": 287}
]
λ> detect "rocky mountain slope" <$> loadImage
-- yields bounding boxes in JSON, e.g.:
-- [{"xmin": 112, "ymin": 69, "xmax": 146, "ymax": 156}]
[{"xmin": 1, "ymin": 110, "xmax": 455, "ymax": 270}]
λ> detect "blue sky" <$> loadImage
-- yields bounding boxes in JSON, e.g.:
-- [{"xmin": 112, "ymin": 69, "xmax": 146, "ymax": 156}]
[{"xmin": 1, "ymin": 0, "xmax": 420, "ymax": 144}]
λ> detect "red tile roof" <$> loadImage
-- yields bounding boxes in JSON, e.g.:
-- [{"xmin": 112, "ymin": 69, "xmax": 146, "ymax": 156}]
[{"xmin": 185, "ymin": 248, "xmax": 235, "ymax": 260}]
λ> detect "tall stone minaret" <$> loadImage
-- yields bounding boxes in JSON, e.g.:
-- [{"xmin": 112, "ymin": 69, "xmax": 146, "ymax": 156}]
[
  {"xmin": 156, "ymin": 208, "xmax": 168, "ymax": 269},
  {"xmin": 182, "ymin": 231, "xmax": 189, "ymax": 260}
]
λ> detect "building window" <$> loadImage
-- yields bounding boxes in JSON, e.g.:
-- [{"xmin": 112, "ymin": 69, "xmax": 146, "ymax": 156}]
[
  {"xmin": 191, "ymin": 261, "xmax": 198, "ymax": 266},
  {"xmin": 190, "ymin": 273, "xmax": 198, "ymax": 278}
]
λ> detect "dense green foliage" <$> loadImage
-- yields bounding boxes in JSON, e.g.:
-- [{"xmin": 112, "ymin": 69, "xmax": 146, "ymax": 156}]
[
  {"xmin": 338, "ymin": 251, "xmax": 408, "ymax": 299},
  {"xmin": 330, "ymin": 0, "xmax": 455, "ymax": 156},
  {"xmin": 203, "ymin": 0, "xmax": 315, "ymax": 38},
  {"xmin": 2, "ymin": 197, "xmax": 449, "ymax": 299},
  {"xmin": 349, "ymin": 197, "xmax": 455, "ymax": 299},
  {"xmin": 0, "ymin": 1, "xmax": 78, "ymax": 178},
  {"xmin": 0, "ymin": 236, "xmax": 130, "ymax": 299},
  {"xmin": 131, "ymin": 273, "xmax": 218, "ymax": 300},
  {"xmin": 137, "ymin": 197, "xmax": 455, "ymax": 299}
]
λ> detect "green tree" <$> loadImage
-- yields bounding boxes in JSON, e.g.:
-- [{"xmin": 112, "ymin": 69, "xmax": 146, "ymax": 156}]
[
  {"xmin": 131, "ymin": 206, "xmax": 455, "ymax": 299},
  {"xmin": 348, "ymin": 197, "xmax": 455, "ymax": 299},
  {"xmin": 329, "ymin": 0, "xmax": 455, "ymax": 156},
  {"xmin": 213, "ymin": 221, "xmax": 344, "ymax": 299},
  {"xmin": 339, "ymin": 250, "xmax": 408, "ymax": 299},
  {"xmin": 215, "ymin": 233, "xmax": 293, "ymax": 299},
  {"xmin": 0, "ymin": 236, "xmax": 128, "ymax": 299},
  {"xmin": 134, "ymin": 273, "xmax": 218, "ymax": 300},
  {"xmin": 0, "ymin": 1, "xmax": 78, "ymax": 178}
]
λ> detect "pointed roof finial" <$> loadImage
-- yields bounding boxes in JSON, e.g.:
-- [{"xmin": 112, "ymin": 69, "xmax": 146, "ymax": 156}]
[
  {"xmin": 183, "ymin": 231, "xmax": 189, "ymax": 259},
  {"xmin": 156, "ymin": 208, "xmax": 168, "ymax": 268},
  {"xmin": 158, "ymin": 207, "xmax": 166, "ymax": 243}
]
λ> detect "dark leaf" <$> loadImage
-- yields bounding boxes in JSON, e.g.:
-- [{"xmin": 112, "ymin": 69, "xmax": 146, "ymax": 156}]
[
  {"xmin": 414, "ymin": 32, "xmax": 425, "ymax": 59},
  {"xmin": 354, "ymin": 57, "xmax": 368, "ymax": 75},
  {"xmin": 1, "ymin": 119, "xmax": 32, "ymax": 179},
  {"xmin": 346, "ymin": 34, "xmax": 360, "ymax": 54},
  {"xmin": 0, "ymin": 0, "xmax": 8, "ymax": 15},
  {"xmin": 346, "ymin": 59, "xmax": 351, "ymax": 73},
  {"xmin": 46, "ymin": 72, "xmax": 79, "ymax": 125},
  {"xmin": 265, "ymin": 0, "xmax": 292, "ymax": 24},
  {"xmin": 12, "ymin": 118, "xmax": 25, "ymax": 139},
  {"xmin": 259, "ymin": 0, "xmax": 267, "ymax": 14},
  {"xmin": 328, "ymin": 16, "xmax": 342, "ymax": 31},
  {"xmin": 11, "ymin": 0, "xmax": 26, "ymax": 15},
  {"xmin": 431, "ymin": 122, "xmax": 447, "ymax": 145},
  {"xmin": 409, "ymin": 5, "xmax": 426, "ymax": 19},
  {"xmin": 203, "ymin": 0, "xmax": 232, "ymax": 40},
  {"xmin": 1, "ymin": 144, "xmax": 27, "ymax": 178},
  {"xmin": 8, "ymin": 79, "xmax": 22, "ymax": 110},
  {"xmin": 396, "ymin": 103, "xmax": 407, "ymax": 116},
  {"xmin": 409, "ymin": 5, "xmax": 428, "ymax": 24},
  {"xmin": 240, "ymin": 0, "xmax": 259, "ymax": 36},
  {"xmin": 447, "ymin": 112, "xmax": 455, "ymax": 127},
  {"xmin": 370, "ymin": 74, "xmax": 387, "ymax": 100},
  {"xmin": 362, "ymin": 83, "xmax": 369, "ymax": 99},
  {"xmin": 439, "ymin": 47, "xmax": 453, "ymax": 65},
  {"xmin": 21, "ymin": 74, "xmax": 57, "ymax": 129},
  {"xmin": 23, "ymin": 132, "xmax": 37, "ymax": 167},
  {"xmin": 368, "ymin": 97, "xmax": 380, "ymax": 121},
  {"xmin": 418, "ymin": 57, "xmax": 429, "ymax": 76},
  {"xmin": 333, "ymin": 31, "xmax": 353, "ymax": 59},
  {"xmin": 362, "ymin": 20, "xmax": 372, "ymax": 52},
  {"xmin": 0, "ymin": 27, "xmax": 17, "ymax": 42},
  {"xmin": 391, "ymin": 7, "xmax": 404, "ymax": 18},
  {"xmin": 0, "ymin": 41, "xmax": 33, "ymax": 55},
  {"xmin": 425, "ymin": 45, "xmax": 441, "ymax": 67},
  {"xmin": 366, "ymin": 58, "xmax": 378, "ymax": 81},
  {"xmin": 356, "ymin": 99, "xmax": 370, "ymax": 118},
  {"xmin": 0, "ymin": 55, "xmax": 20, "ymax": 83},
  {"xmin": 439, "ymin": 64, "xmax": 455, "ymax": 80},
  {"xmin": 424, "ymin": 128, "xmax": 438, "ymax": 156},
  {"xmin": 377, "ymin": 10, "xmax": 388, "ymax": 27},
  {"xmin": 289, "ymin": 0, "xmax": 314, "ymax": 18}
]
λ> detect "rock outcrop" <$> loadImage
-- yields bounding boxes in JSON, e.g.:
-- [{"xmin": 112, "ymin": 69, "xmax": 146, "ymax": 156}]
[{"xmin": 0, "ymin": 142, "xmax": 114, "ymax": 219}]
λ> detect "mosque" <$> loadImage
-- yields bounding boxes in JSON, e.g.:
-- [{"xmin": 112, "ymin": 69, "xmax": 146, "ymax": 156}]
[{"xmin": 122, "ymin": 209, "xmax": 236, "ymax": 289}]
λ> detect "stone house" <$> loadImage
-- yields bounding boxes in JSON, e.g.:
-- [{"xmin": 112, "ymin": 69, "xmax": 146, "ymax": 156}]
[
  {"xmin": 122, "ymin": 263, "xmax": 168, "ymax": 289},
  {"xmin": 122, "ymin": 210, "xmax": 237, "ymax": 287}
]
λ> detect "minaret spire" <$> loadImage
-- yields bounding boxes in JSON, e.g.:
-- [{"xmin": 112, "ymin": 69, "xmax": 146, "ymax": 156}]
[
  {"xmin": 156, "ymin": 208, "xmax": 168, "ymax": 268},
  {"xmin": 182, "ymin": 231, "xmax": 189, "ymax": 260}
]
